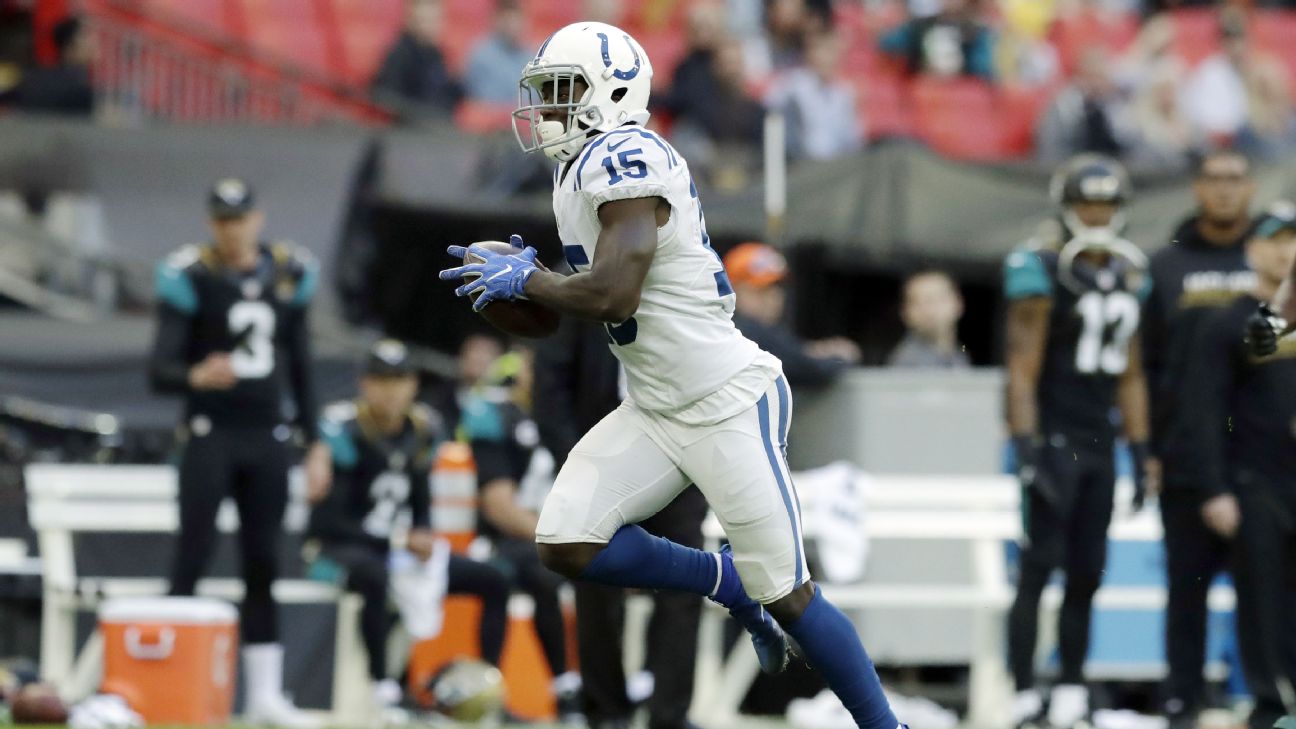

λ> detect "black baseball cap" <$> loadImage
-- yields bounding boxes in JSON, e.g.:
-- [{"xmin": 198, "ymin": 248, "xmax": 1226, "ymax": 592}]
[
  {"xmin": 365, "ymin": 339, "xmax": 416, "ymax": 377},
  {"xmin": 1253, "ymin": 201, "xmax": 1296, "ymax": 240},
  {"xmin": 207, "ymin": 178, "xmax": 256, "ymax": 219}
]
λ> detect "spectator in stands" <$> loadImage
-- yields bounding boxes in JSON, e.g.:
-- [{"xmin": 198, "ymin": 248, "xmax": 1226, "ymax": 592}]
[
  {"xmin": 887, "ymin": 269, "xmax": 970, "ymax": 369},
  {"xmin": 878, "ymin": 0, "xmax": 995, "ymax": 80},
  {"xmin": 724, "ymin": 242, "xmax": 861, "ymax": 386},
  {"xmin": 461, "ymin": 350, "xmax": 583, "ymax": 724},
  {"xmin": 1129, "ymin": 62, "xmax": 1203, "ymax": 172},
  {"xmin": 371, "ymin": 0, "xmax": 462, "ymax": 120},
  {"xmin": 666, "ymin": 35, "xmax": 764, "ymax": 184},
  {"xmin": 744, "ymin": 0, "xmax": 817, "ymax": 80},
  {"xmin": 995, "ymin": 0, "xmax": 1060, "ymax": 88},
  {"xmin": 463, "ymin": 0, "xmax": 532, "ymax": 105},
  {"xmin": 1114, "ymin": 14, "xmax": 1181, "ymax": 93},
  {"xmin": 1035, "ymin": 47, "xmax": 1138, "ymax": 164},
  {"xmin": 6, "ymin": 16, "xmax": 93, "ymax": 117},
  {"xmin": 764, "ymin": 29, "xmax": 864, "ymax": 160},
  {"xmin": 664, "ymin": 2, "xmax": 726, "ymax": 120},
  {"xmin": 1183, "ymin": 8, "xmax": 1295, "ymax": 160}
]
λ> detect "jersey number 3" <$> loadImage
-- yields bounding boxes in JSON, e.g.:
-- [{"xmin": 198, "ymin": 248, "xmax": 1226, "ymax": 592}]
[
  {"xmin": 1074, "ymin": 291, "xmax": 1139, "ymax": 375},
  {"xmin": 228, "ymin": 301, "xmax": 276, "ymax": 378}
]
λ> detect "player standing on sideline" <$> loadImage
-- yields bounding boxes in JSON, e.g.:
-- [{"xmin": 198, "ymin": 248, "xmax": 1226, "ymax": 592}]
[
  {"xmin": 1142, "ymin": 150, "xmax": 1257, "ymax": 729},
  {"xmin": 1183, "ymin": 206, "xmax": 1296, "ymax": 729},
  {"xmin": 1243, "ymin": 205, "xmax": 1296, "ymax": 357},
  {"xmin": 1002, "ymin": 155, "xmax": 1155, "ymax": 729},
  {"xmin": 439, "ymin": 22, "xmax": 903, "ymax": 729},
  {"xmin": 148, "ymin": 179, "xmax": 318, "ymax": 727},
  {"xmin": 303, "ymin": 340, "xmax": 512, "ymax": 713}
]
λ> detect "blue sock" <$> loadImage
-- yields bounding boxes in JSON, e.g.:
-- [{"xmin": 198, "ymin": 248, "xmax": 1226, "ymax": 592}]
[
  {"xmin": 785, "ymin": 585, "xmax": 899, "ymax": 729},
  {"xmin": 579, "ymin": 525, "xmax": 720, "ymax": 596}
]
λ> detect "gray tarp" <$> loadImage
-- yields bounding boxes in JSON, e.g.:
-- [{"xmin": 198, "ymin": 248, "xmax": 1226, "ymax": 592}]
[{"xmin": 4, "ymin": 114, "xmax": 1296, "ymax": 276}]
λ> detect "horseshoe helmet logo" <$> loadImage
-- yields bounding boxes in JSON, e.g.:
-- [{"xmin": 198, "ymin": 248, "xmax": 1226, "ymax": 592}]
[{"xmin": 597, "ymin": 32, "xmax": 641, "ymax": 81}]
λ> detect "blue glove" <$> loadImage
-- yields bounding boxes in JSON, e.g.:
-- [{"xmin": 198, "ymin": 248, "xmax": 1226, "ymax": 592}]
[{"xmin": 439, "ymin": 235, "xmax": 538, "ymax": 312}]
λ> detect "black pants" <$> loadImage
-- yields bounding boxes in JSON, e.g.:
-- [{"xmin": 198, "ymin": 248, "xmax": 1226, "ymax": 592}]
[
  {"xmin": 323, "ymin": 544, "xmax": 512, "ymax": 680},
  {"xmin": 577, "ymin": 486, "xmax": 707, "ymax": 729},
  {"xmin": 494, "ymin": 536, "xmax": 568, "ymax": 678},
  {"xmin": 1233, "ymin": 481, "xmax": 1296, "ymax": 729},
  {"xmin": 447, "ymin": 554, "xmax": 511, "ymax": 666},
  {"xmin": 1160, "ymin": 487, "xmax": 1231, "ymax": 716},
  {"xmin": 1008, "ymin": 440, "xmax": 1115, "ymax": 690},
  {"xmin": 169, "ymin": 425, "xmax": 290, "ymax": 644}
]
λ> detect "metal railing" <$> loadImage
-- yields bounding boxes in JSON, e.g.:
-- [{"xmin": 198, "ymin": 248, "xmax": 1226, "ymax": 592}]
[{"xmin": 79, "ymin": 0, "xmax": 391, "ymax": 126}]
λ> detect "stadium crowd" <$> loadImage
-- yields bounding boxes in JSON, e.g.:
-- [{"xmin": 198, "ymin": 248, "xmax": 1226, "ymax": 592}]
[
  {"xmin": 4, "ymin": 0, "xmax": 1296, "ymax": 171},
  {"xmin": 363, "ymin": 0, "xmax": 1296, "ymax": 173}
]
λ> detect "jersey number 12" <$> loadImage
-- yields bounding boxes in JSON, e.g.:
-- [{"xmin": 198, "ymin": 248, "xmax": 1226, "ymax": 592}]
[{"xmin": 1074, "ymin": 291, "xmax": 1139, "ymax": 375}]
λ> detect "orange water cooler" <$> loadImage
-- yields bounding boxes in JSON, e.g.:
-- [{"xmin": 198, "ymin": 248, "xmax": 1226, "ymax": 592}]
[{"xmin": 99, "ymin": 597, "xmax": 238, "ymax": 725}]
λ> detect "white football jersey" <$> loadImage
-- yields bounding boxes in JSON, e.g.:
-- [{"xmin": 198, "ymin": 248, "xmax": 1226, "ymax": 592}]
[{"xmin": 551, "ymin": 125, "xmax": 772, "ymax": 416}]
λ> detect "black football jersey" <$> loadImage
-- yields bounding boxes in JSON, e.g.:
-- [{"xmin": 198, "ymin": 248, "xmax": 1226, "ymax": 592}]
[
  {"xmin": 308, "ymin": 400, "xmax": 440, "ymax": 550},
  {"xmin": 150, "ymin": 242, "xmax": 318, "ymax": 438},
  {"xmin": 1004, "ymin": 246, "xmax": 1149, "ymax": 446}
]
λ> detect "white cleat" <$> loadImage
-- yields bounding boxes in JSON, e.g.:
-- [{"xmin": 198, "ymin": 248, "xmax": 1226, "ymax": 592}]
[
  {"xmin": 243, "ymin": 692, "xmax": 322, "ymax": 729},
  {"xmin": 1048, "ymin": 684, "xmax": 1090, "ymax": 729}
]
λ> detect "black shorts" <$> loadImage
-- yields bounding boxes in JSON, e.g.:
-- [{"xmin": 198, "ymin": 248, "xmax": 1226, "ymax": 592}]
[{"xmin": 1020, "ymin": 437, "xmax": 1116, "ymax": 577}]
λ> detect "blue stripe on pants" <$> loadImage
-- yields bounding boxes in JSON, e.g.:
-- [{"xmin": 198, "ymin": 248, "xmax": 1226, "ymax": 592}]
[
  {"xmin": 773, "ymin": 376, "xmax": 803, "ymax": 524},
  {"xmin": 757, "ymin": 392, "xmax": 803, "ymax": 586}
]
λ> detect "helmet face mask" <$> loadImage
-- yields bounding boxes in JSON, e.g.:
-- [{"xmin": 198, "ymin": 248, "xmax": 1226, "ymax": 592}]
[
  {"xmin": 513, "ymin": 66, "xmax": 601, "ymax": 162},
  {"xmin": 511, "ymin": 22, "xmax": 654, "ymax": 163},
  {"xmin": 1049, "ymin": 154, "xmax": 1132, "ymax": 239}
]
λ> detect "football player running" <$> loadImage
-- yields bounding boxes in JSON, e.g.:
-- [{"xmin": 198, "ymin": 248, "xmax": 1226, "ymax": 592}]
[
  {"xmin": 1002, "ymin": 155, "xmax": 1156, "ymax": 729},
  {"xmin": 439, "ymin": 22, "xmax": 901, "ymax": 729}
]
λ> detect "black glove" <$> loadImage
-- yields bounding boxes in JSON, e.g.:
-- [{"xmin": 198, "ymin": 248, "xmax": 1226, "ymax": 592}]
[
  {"xmin": 1013, "ymin": 435, "xmax": 1058, "ymax": 510},
  {"xmin": 1129, "ymin": 441, "xmax": 1150, "ymax": 512},
  {"xmin": 1244, "ymin": 303, "xmax": 1282, "ymax": 357}
]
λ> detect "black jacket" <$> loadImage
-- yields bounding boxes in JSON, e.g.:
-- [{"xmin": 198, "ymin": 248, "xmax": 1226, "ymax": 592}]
[
  {"xmin": 1184, "ymin": 295, "xmax": 1296, "ymax": 500},
  {"xmin": 732, "ymin": 312, "xmax": 847, "ymax": 388},
  {"xmin": 531, "ymin": 318, "xmax": 623, "ymax": 466},
  {"xmin": 1143, "ymin": 215, "xmax": 1255, "ymax": 490},
  {"xmin": 370, "ymin": 32, "xmax": 462, "ymax": 115},
  {"xmin": 149, "ymin": 242, "xmax": 318, "ymax": 440}
]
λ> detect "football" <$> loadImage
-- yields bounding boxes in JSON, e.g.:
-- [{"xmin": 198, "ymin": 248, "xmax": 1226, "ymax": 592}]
[
  {"xmin": 10, "ymin": 682, "xmax": 69, "ymax": 724},
  {"xmin": 463, "ymin": 241, "xmax": 560, "ymax": 339}
]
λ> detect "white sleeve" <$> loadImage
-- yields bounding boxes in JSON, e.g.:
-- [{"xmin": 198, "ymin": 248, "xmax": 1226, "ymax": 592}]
[{"xmin": 576, "ymin": 129, "xmax": 678, "ymax": 208}]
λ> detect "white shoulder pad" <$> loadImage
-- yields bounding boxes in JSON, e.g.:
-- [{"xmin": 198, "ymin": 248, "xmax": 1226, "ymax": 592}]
[
  {"xmin": 574, "ymin": 127, "xmax": 679, "ymax": 207},
  {"xmin": 165, "ymin": 244, "xmax": 203, "ymax": 270},
  {"xmin": 322, "ymin": 400, "xmax": 358, "ymax": 425}
]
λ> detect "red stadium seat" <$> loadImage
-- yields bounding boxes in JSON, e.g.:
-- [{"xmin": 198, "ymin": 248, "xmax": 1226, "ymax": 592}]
[
  {"xmin": 455, "ymin": 100, "xmax": 515, "ymax": 134},
  {"xmin": 249, "ymin": 21, "xmax": 331, "ymax": 76},
  {"xmin": 1170, "ymin": 7, "xmax": 1221, "ymax": 67},
  {"xmin": 636, "ymin": 30, "xmax": 687, "ymax": 89},
  {"xmin": 910, "ymin": 77, "xmax": 1008, "ymax": 160},
  {"xmin": 997, "ymin": 84, "xmax": 1053, "ymax": 158},
  {"xmin": 856, "ymin": 70, "xmax": 913, "ymax": 141},
  {"xmin": 338, "ymin": 25, "xmax": 401, "ymax": 85},
  {"xmin": 330, "ymin": 0, "xmax": 404, "ymax": 28},
  {"xmin": 1249, "ymin": 9, "xmax": 1296, "ymax": 96},
  {"xmin": 142, "ymin": 0, "xmax": 238, "ymax": 37},
  {"xmin": 1050, "ymin": 8, "xmax": 1140, "ymax": 75},
  {"xmin": 327, "ymin": 0, "xmax": 404, "ymax": 84},
  {"xmin": 237, "ymin": 0, "xmax": 335, "ymax": 76},
  {"xmin": 445, "ymin": 0, "xmax": 496, "ymax": 29},
  {"xmin": 521, "ymin": 0, "xmax": 580, "ymax": 37}
]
